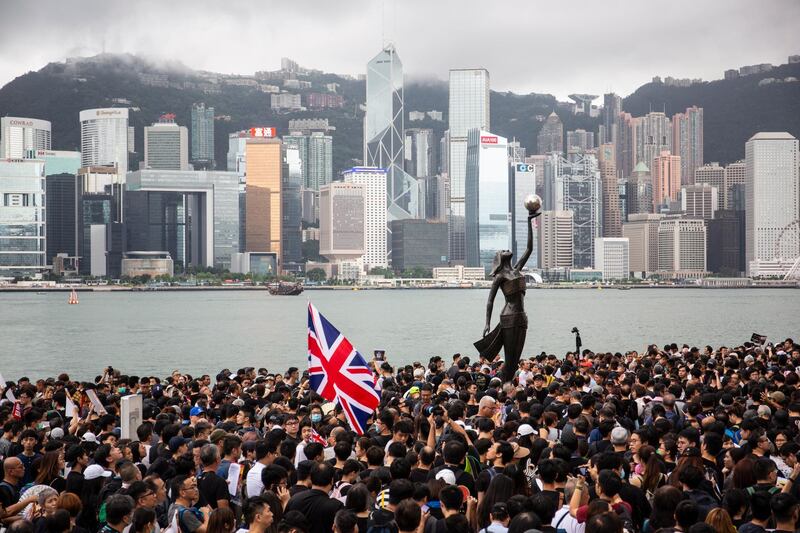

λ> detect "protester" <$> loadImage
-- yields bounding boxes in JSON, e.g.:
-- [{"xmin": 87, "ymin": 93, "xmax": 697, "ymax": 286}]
[{"xmin": 0, "ymin": 336, "xmax": 799, "ymax": 533}]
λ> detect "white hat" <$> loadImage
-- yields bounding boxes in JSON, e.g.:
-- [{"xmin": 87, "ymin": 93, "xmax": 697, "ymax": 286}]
[
  {"xmin": 81, "ymin": 431, "xmax": 97, "ymax": 443},
  {"xmin": 517, "ymin": 424, "xmax": 535, "ymax": 437},
  {"xmin": 84, "ymin": 464, "xmax": 112, "ymax": 481},
  {"xmin": 49, "ymin": 427, "xmax": 65, "ymax": 440},
  {"xmin": 413, "ymin": 368, "xmax": 425, "ymax": 378},
  {"xmin": 435, "ymin": 468, "xmax": 456, "ymax": 485}
]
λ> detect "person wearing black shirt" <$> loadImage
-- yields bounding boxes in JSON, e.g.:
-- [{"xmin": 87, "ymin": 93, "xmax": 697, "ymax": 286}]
[
  {"xmin": 285, "ymin": 463, "xmax": 343, "ymax": 533},
  {"xmin": 196, "ymin": 444, "xmax": 230, "ymax": 510}
]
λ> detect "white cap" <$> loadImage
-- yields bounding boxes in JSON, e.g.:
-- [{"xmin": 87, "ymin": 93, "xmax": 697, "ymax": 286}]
[
  {"xmin": 49, "ymin": 427, "xmax": 65, "ymax": 440},
  {"xmin": 84, "ymin": 464, "xmax": 112, "ymax": 480},
  {"xmin": 435, "ymin": 468, "xmax": 456, "ymax": 485},
  {"xmin": 413, "ymin": 368, "xmax": 425, "ymax": 378},
  {"xmin": 81, "ymin": 431, "xmax": 97, "ymax": 443},
  {"xmin": 517, "ymin": 424, "xmax": 535, "ymax": 437}
]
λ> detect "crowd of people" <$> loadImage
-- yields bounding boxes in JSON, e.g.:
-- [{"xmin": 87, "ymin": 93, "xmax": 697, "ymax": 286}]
[{"xmin": 1, "ymin": 336, "xmax": 800, "ymax": 533}]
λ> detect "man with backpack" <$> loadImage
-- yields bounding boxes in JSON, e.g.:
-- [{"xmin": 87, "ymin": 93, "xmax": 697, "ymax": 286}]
[
  {"xmin": 167, "ymin": 475, "xmax": 211, "ymax": 533},
  {"xmin": 0, "ymin": 457, "xmax": 37, "ymax": 524},
  {"xmin": 476, "ymin": 441, "xmax": 514, "ymax": 502}
]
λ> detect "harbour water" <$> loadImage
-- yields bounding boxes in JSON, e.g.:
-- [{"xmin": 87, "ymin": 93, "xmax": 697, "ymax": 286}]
[{"xmin": 2, "ymin": 288, "xmax": 798, "ymax": 380}]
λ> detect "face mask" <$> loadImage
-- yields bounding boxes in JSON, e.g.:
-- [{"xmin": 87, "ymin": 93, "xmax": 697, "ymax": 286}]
[
  {"xmin": 311, "ymin": 413, "xmax": 322, "ymax": 424},
  {"xmin": 374, "ymin": 423, "xmax": 381, "ymax": 433}
]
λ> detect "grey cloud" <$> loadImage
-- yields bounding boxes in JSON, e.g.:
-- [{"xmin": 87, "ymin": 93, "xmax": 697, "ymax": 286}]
[{"xmin": 0, "ymin": 0, "xmax": 798, "ymax": 99}]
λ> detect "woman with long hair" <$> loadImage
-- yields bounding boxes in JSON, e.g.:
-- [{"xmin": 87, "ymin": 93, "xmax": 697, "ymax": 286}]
[
  {"xmin": 538, "ymin": 412, "xmax": 561, "ymax": 442},
  {"xmin": 476, "ymin": 474, "xmax": 515, "ymax": 530},
  {"xmin": 642, "ymin": 486, "xmax": 683, "ymax": 533},
  {"xmin": 76, "ymin": 474, "xmax": 108, "ymax": 532},
  {"xmin": 630, "ymin": 446, "xmax": 665, "ymax": 500},
  {"xmin": 475, "ymin": 205, "xmax": 539, "ymax": 382},
  {"xmin": 705, "ymin": 508, "xmax": 737, "ymax": 533},
  {"xmin": 207, "ymin": 507, "xmax": 236, "ymax": 533},
  {"xmin": 34, "ymin": 451, "xmax": 66, "ymax": 493},
  {"xmin": 344, "ymin": 483, "xmax": 371, "ymax": 533}
]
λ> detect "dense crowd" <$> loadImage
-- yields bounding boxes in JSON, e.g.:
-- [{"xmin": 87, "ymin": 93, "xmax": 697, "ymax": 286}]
[{"xmin": 1, "ymin": 337, "xmax": 800, "ymax": 533}]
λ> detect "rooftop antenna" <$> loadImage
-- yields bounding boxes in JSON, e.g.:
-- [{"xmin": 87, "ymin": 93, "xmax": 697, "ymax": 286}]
[{"xmin": 381, "ymin": 0, "xmax": 386, "ymax": 48}]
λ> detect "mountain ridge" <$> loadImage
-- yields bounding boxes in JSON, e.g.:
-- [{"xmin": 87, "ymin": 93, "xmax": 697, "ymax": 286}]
[{"xmin": 1, "ymin": 53, "xmax": 798, "ymax": 172}]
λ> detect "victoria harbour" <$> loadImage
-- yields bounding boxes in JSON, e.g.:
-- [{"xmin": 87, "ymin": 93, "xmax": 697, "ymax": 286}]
[{"xmin": 3, "ymin": 288, "xmax": 798, "ymax": 380}]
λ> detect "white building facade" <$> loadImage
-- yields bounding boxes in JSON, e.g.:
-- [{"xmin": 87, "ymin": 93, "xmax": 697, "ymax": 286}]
[
  {"xmin": 0, "ymin": 117, "xmax": 51, "ymax": 159},
  {"xmin": 343, "ymin": 167, "xmax": 387, "ymax": 269},
  {"xmin": 80, "ymin": 108, "xmax": 130, "ymax": 175},
  {"xmin": 594, "ymin": 237, "xmax": 630, "ymax": 280},
  {"xmin": 745, "ymin": 132, "xmax": 800, "ymax": 276}
]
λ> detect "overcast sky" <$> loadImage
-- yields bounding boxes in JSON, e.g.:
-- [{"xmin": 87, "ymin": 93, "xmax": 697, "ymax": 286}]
[{"xmin": 1, "ymin": 0, "xmax": 799, "ymax": 100}]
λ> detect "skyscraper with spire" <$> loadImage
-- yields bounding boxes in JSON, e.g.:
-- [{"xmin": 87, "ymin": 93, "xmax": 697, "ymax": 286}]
[{"xmin": 364, "ymin": 44, "xmax": 422, "ymax": 224}]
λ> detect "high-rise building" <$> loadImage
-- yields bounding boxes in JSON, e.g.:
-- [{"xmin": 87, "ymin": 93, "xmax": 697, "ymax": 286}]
[
  {"xmin": 598, "ymin": 143, "xmax": 621, "ymax": 237},
  {"xmin": 143, "ymin": 115, "xmax": 190, "ymax": 171},
  {"xmin": 537, "ymin": 112, "xmax": 563, "ymax": 155},
  {"xmin": 319, "ymin": 182, "xmax": 365, "ymax": 261},
  {"xmin": 623, "ymin": 213, "xmax": 664, "ymax": 275},
  {"xmin": 308, "ymin": 132, "xmax": 333, "ymax": 190},
  {"xmin": 465, "ymin": 129, "xmax": 510, "ymax": 271},
  {"xmin": 707, "ymin": 210, "xmax": 745, "ymax": 275},
  {"xmin": 694, "ymin": 163, "xmax": 725, "ymax": 210},
  {"xmin": 282, "ymin": 133, "xmax": 309, "ymax": 186},
  {"xmin": 282, "ymin": 145, "xmax": 303, "ymax": 269},
  {"xmin": 125, "ymin": 169, "xmax": 240, "ymax": 270},
  {"xmin": 448, "ymin": 68, "xmax": 490, "ymax": 262},
  {"xmin": 653, "ymin": 151, "xmax": 682, "ymax": 209},
  {"xmin": 0, "ymin": 159, "xmax": 46, "ymax": 275},
  {"xmin": 745, "ymin": 132, "xmax": 800, "ymax": 276},
  {"xmin": 566, "ymin": 129, "xmax": 594, "ymax": 152},
  {"xmin": 45, "ymin": 173, "xmax": 78, "ymax": 265},
  {"xmin": 657, "ymin": 217, "xmax": 707, "ymax": 277},
  {"xmin": 511, "ymin": 162, "xmax": 537, "ymax": 262},
  {"xmin": 343, "ymin": 167, "xmax": 387, "ymax": 269},
  {"xmin": 672, "ymin": 106, "xmax": 703, "ymax": 185},
  {"xmin": 601, "ymin": 93, "xmax": 622, "ymax": 146},
  {"xmin": 190, "ymin": 103, "xmax": 215, "ymax": 167},
  {"xmin": 617, "ymin": 112, "xmax": 638, "ymax": 179},
  {"xmin": 80, "ymin": 108, "xmax": 130, "ymax": 175},
  {"xmin": 537, "ymin": 210, "xmax": 573, "ymax": 270},
  {"xmin": 0, "ymin": 117, "xmax": 51, "ymax": 159},
  {"xmin": 245, "ymin": 137, "xmax": 283, "ymax": 265},
  {"xmin": 405, "ymin": 128, "xmax": 434, "ymax": 179},
  {"xmin": 724, "ymin": 161, "xmax": 746, "ymax": 210},
  {"xmin": 626, "ymin": 162, "xmax": 652, "ymax": 215},
  {"xmin": 636, "ymin": 111, "xmax": 671, "ymax": 179},
  {"xmin": 389, "ymin": 220, "xmax": 448, "ymax": 271},
  {"xmin": 553, "ymin": 153, "xmax": 602, "ymax": 268},
  {"xmin": 365, "ymin": 45, "xmax": 421, "ymax": 222},
  {"xmin": 594, "ymin": 237, "xmax": 629, "ymax": 280},
  {"xmin": 681, "ymin": 184, "xmax": 718, "ymax": 220}
]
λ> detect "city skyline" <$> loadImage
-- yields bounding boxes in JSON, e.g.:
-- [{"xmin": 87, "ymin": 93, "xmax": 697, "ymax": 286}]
[{"xmin": 0, "ymin": 0, "xmax": 798, "ymax": 99}]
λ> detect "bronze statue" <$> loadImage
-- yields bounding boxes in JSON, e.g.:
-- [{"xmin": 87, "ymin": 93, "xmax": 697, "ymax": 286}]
[{"xmin": 474, "ymin": 195, "xmax": 541, "ymax": 382}]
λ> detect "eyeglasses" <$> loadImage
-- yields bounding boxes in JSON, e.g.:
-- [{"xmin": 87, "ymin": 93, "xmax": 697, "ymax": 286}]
[{"xmin": 140, "ymin": 492, "xmax": 155, "ymax": 499}]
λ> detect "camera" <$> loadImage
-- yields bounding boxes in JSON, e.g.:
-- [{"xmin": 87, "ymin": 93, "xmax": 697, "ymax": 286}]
[{"xmin": 424, "ymin": 405, "xmax": 444, "ymax": 418}]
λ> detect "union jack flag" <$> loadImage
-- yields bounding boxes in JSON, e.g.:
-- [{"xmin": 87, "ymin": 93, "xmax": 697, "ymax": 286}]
[{"xmin": 308, "ymin": 303, "xmax": 380, "ymax": 435}]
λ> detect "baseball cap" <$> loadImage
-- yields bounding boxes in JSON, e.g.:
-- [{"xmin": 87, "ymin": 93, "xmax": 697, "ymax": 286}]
[
  {"xmin": 84, "ymin": 464, "xmax": 112, "ymax": 480},
  {"xmin": 49, "ymin": 427, "xmax": 65, "ymax": 440},
  {"xmin": 169, "ymin": 436, "xmax": 189, "ymax": 453},
  {"xmin": 435, "ymin": 468, "xmax": 456, "ymax": 485},
  {"xmin": 190, "ymin": 406, "xmax": 205, "ymax": 417},
  {"xmin": 81, "ymin": 431, "xmax": 97, "ymax": 443},
  {"xmin": 517, "ymin": 424, "xmax": 535, "ymax": 437}
]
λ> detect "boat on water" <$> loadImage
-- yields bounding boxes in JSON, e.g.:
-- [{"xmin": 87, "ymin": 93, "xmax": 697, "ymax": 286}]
[
  {"xmin": 68, "ymin": 288, "xmax": 79, "ymax": 305},
  {"xmin": 267, "ymin": 282, "xmax": 304, "ymax": 296}
]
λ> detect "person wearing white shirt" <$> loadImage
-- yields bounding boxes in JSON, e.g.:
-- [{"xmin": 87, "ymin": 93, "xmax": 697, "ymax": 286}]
[
  {"xmin": 551, "ymin": 480, "xmax": 584, "ymax": 533},
  {"xmin": 246, "ymin": 441, "xmax": 276, "ymax": 498}
]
